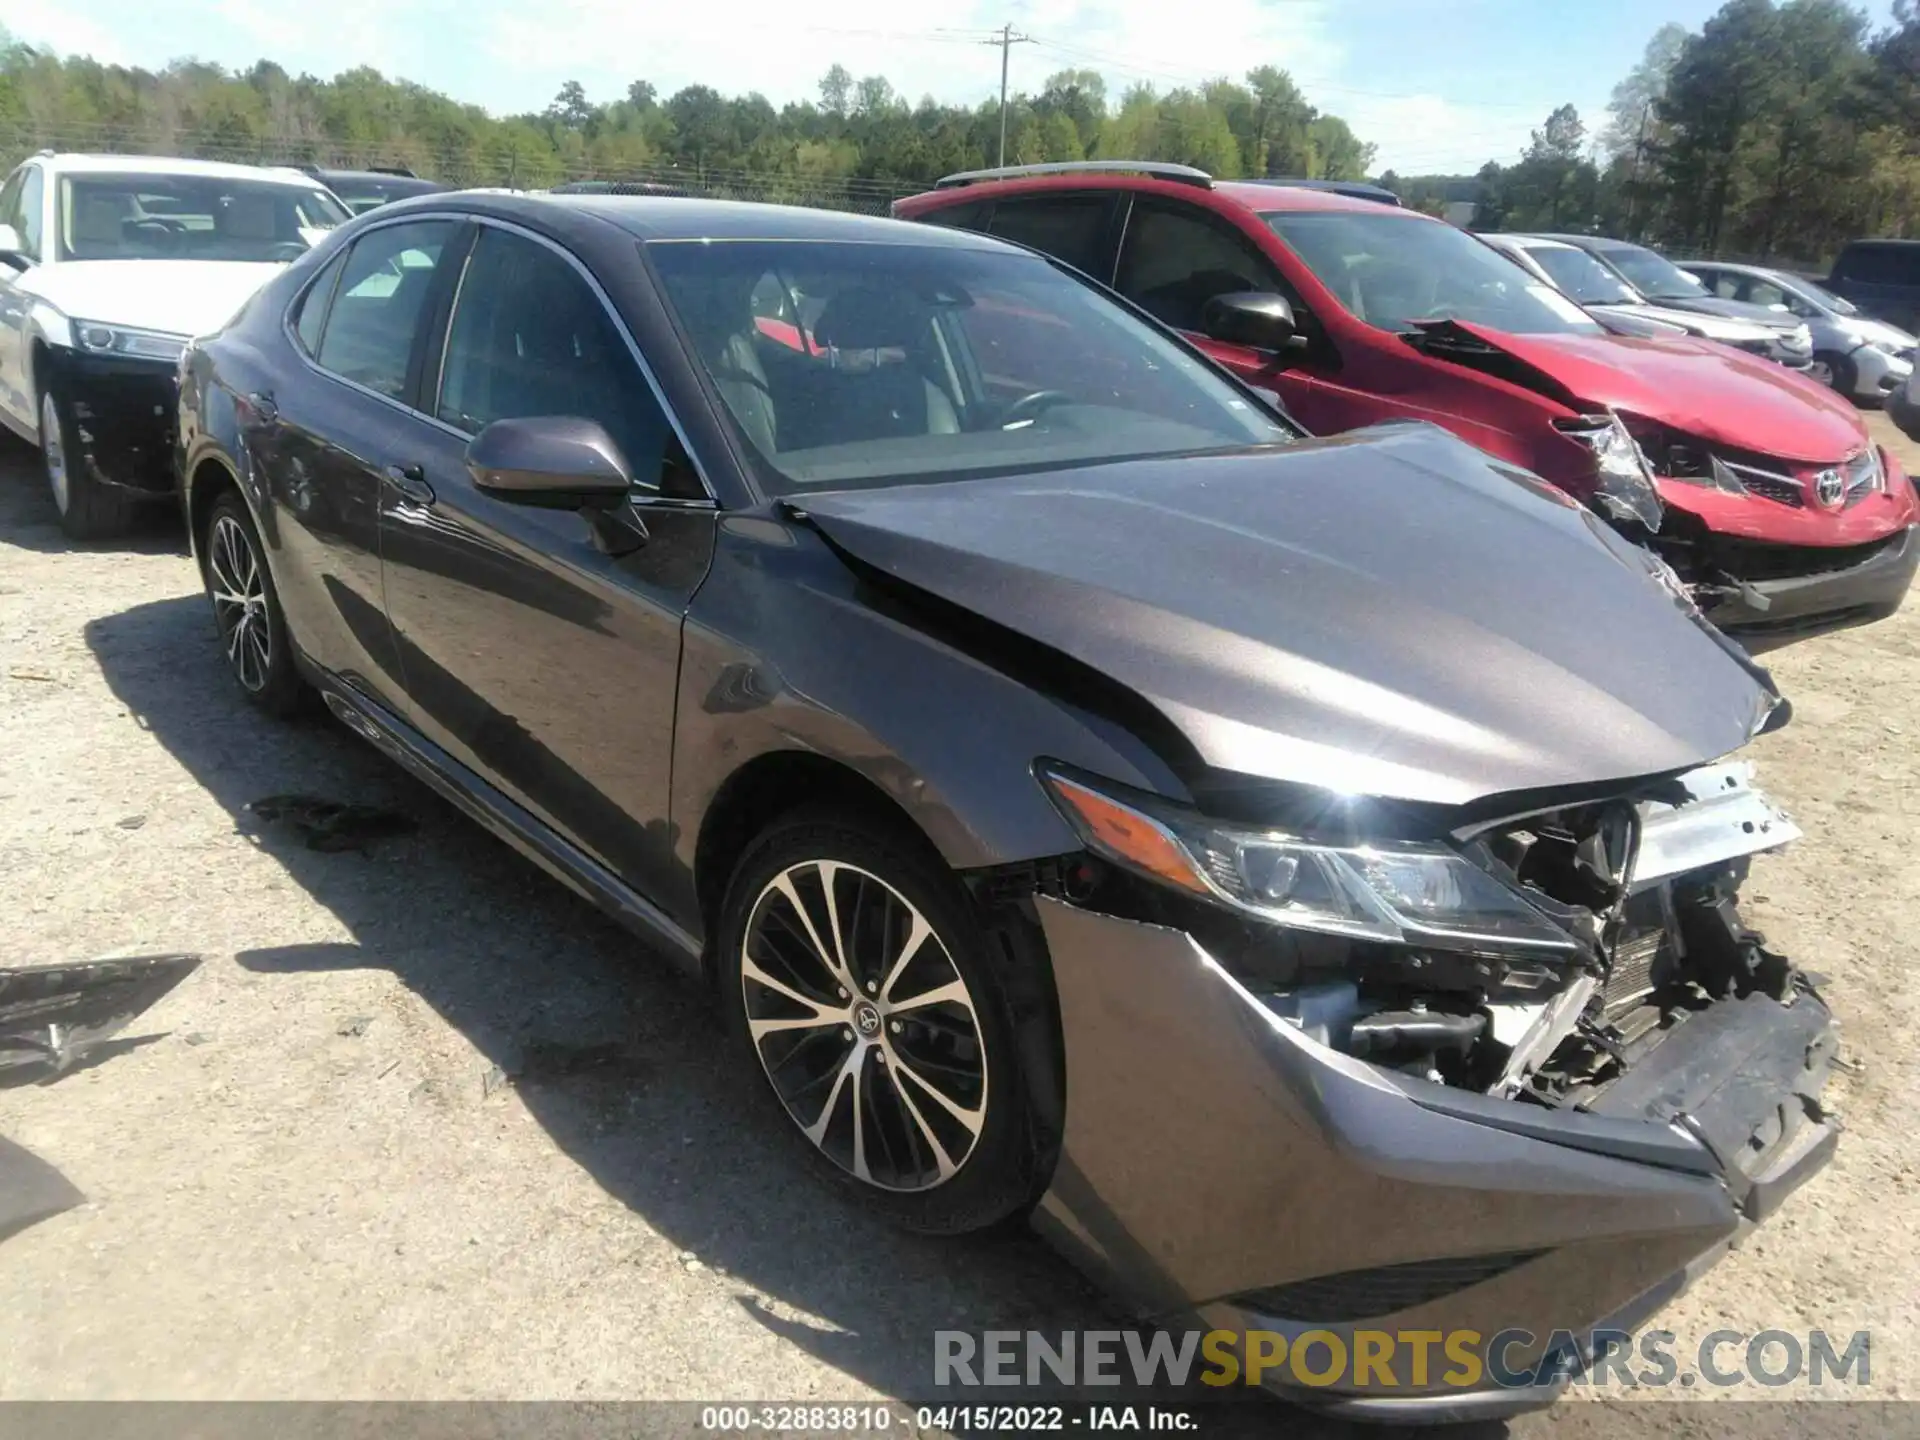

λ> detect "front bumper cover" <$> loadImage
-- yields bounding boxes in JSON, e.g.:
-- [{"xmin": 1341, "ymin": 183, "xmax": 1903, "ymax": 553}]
[
  {"xmin": 46, "ymin": 348, "xmax": 179, "ymax": 496},
  {"xmin": 1699, "ymin": 523, "xmax": 1918, "ymax": 647},
  {"xmin": 1030, "ymin": 896, "xmax": 1837, "ymax": 1420}
]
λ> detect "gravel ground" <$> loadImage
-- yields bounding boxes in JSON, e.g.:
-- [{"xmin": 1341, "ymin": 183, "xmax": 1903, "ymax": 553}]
[{"xmin": 1, "ymin": 418, "xmax": 1917, "ymax": 1433}]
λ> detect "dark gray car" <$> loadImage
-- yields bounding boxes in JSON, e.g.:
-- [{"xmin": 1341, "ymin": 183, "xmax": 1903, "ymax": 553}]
[{"xmin": 176, "ymin": 193, "xmax": 1836, "ymax": 1421}]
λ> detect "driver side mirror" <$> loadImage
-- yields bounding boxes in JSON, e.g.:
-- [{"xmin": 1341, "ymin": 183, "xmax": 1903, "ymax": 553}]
[
  {"xmin": 1200, "ymin": 291, "xmax": 1309, "ymax": 353},
  {"xmin": 0, "ymin": 223, "xmax": 25, "ymax": 267},
  {"xmin": 466, "ymin": 416, "xmax": 635, "ymax": 511}
]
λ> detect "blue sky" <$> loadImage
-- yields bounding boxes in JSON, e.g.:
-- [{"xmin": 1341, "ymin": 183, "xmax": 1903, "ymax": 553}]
[{"xmin": 7, "ymin": 0, "xmax": 1905, "ymax": 173}]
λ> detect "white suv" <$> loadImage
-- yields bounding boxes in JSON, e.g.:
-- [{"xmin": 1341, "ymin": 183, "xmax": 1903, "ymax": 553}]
[{"xmin": 0, "ymin": 153, "xmax": 351, "ymax": 537}]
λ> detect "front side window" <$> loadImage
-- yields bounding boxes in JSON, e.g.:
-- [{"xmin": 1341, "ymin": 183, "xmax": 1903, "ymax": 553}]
[
  {"xmin": 1267, "ymin": 211, "xmax": 1603, "ymax": 336},
  {"xmin": 1525, "ymin": 244, "xmax": 1637, "ymax": 305},
  {"xmin": 1117, "ymin": 202, "xmax": 1289, "ymax": 333},
  {"xmin": 648, "ymin": 239, "xmax": 1292, "ymax": 495},
  {"xmin": 437, "ymin": 227, "xmax": 670, "ymax": 481},
  {"xmin": 1591, "ymin": 243, "xmax": 1708, "ymax": 301},
  {"xmin": 56, "ymin": 174, "xmax": 350, "ymax": 263},
  {"xmin": 313, "ymin": 220, "xmax": 455, "ymax": 399}
]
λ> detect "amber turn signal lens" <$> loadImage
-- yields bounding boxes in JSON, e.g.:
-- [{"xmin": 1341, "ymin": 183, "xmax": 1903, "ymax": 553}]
[{"xmin": 1047, "ymin": 775, "xmax": 1209, "ymax": 896}]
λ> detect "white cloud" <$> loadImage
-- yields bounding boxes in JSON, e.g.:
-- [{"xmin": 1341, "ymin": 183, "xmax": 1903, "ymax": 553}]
[{"xmin": 7, "ymin": 0, "xmax": 135, "ymax": 66}]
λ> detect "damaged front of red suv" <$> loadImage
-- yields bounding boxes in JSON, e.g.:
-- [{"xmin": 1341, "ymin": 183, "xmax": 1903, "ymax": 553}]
[{"xmin": 1438, "ymin": 323, "xmax": 1920, "ymax": 648}]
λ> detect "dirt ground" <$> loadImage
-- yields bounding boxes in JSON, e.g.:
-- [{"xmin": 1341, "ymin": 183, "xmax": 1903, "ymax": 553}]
[{"xmin": 2, "ymin": 418, "xmax": 1918, "ymax": 1432}]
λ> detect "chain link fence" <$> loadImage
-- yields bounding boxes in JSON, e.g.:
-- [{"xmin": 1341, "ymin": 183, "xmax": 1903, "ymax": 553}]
[{"xmin": 0, "ymin": 125, "xmax": 922, "ymax": 216}]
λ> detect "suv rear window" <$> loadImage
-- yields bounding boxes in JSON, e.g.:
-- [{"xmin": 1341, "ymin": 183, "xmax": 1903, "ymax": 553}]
[{"xmin": 1835, "ymin": 244, "xmax": 1920, "ymax": 287}]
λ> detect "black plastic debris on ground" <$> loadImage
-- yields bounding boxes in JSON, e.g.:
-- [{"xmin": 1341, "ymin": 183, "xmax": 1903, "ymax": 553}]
[
  {"xmin": 245, "ymin": 794, "xmax": 418, "ymax": 854},
  {"xmin": 0, "ymin": 953, "xmax": 202, "ymax": 1083}
]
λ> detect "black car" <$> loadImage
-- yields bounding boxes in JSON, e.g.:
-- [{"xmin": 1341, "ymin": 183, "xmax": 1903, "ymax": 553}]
[
  {"xmin": 1824, "ymin": 238, "xmax": 1920, "ymax": 334},
  {"xmin": 177, "ymin": 192, "xmax": 1836, "ymax": 1420},
  {"xmin": 300, "ymin": 165, "xmax": 449, "ymax": 215}
]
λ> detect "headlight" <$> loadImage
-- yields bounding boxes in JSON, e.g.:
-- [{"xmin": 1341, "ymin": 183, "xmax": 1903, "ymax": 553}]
[
  {"xmin": 1554, "ymin": 411, "xmax": 1663, "ymax": 532},
  {"xmin": 1039, "ymin": 768, "xmax": 1580, "ymax": 957},
  {"xmin": 72, "ymin": 321, "xmax": 190, "ymax": 363}
]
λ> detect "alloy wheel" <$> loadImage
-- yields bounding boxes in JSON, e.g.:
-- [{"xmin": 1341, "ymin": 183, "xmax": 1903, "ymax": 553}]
[
  {"xmin": 1805, "ymin": 358, "xmax": 1834, "ymax": 388},
  {"xmin": 41, "ymin": 392, "xmax": 68, "ymax": 515},
  {"xmin": 740, "ymin": 860, "xmax": 988, "ymax": 1192},
  {"xmin": 208, "ymin": 513, "xmax": 273, "ymax": 692}
]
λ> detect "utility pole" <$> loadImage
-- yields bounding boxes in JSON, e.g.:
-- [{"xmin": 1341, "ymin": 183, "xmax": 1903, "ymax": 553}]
[{"xmin": 983, "ymin": 23, "xmax": 1034, "ymax": 168}]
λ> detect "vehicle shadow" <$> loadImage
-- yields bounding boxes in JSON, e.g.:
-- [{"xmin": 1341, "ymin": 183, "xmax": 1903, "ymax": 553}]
[
  {"xmin": 79, "ymin": 591, "xmax": 1472, "ymax": 1436},
  {"xmin": 0, "ymin": 434, "xmax": 187, "ymax": 556}
]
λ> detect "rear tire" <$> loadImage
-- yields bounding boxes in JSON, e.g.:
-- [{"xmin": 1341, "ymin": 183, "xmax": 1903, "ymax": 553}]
[
  {"xmin": 39, "ymin": 381, "xmax": 137, "ymax": 540},
  {"xmin": 202, "ymin": 492, "xmax": 310, "ymax": 718},
  {"xmin": 716, "ymin": 807, "xmax": 1043, "ymax": 1235}
]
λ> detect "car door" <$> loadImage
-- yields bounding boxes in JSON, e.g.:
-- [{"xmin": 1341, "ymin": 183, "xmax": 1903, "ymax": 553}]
[
  {"xmin": 257, "ymin": 215, "xmax": 466, "ymax": 707},
  {"xmin": 0, "ymin": 164, "xmax": 40, "ymax": 428},
  {"xmin": 1111, "ymin": 197, "xmax": 1382, "ymax": 434},
  {"xmin": 379, "ymin": 221, "xmax": 716, "ymax": 901}
]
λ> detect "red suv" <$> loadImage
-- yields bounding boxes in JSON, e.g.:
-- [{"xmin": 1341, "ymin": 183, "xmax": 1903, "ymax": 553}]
[{"xmin": 894, "ymin": 163, "xmax": 1918, "ymax": 647}]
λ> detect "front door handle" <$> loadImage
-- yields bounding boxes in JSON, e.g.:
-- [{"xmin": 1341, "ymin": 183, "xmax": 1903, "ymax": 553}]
[{"xmin": 384, "ymin": 463, "xmax": 434, "ymax": 506}]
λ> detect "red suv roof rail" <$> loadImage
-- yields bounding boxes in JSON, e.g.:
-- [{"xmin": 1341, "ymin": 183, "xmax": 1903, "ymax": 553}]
[{"xmin": 933, "ymin": 160, "xmax": 1213, "ymax": 190}]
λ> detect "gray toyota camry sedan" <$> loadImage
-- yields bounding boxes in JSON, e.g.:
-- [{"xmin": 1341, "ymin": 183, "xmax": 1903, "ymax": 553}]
[{"xmin": 175, "ymin": 191, "xmax": 1836, "ymax": 1420}]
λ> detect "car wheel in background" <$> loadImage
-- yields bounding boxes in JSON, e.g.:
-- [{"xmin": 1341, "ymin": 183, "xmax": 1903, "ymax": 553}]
[
  {"xmin": 202, "ymin": 492, "xmax": 310, "ymax": 717},
  {"xmin": 717, "ymin": 807, "xmax": 1042, "ymax": 1235},
  {"xmin": 39, "ymin": 382, "xmax": 136, "ymax": 540},
  {"xmin": 1811, "ymin": 351, "xmax": 1857, "ymax": 400}
]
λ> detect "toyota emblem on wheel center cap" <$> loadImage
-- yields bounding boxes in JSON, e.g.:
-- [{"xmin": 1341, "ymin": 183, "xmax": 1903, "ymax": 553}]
[{"xmin": 853, "ymin": 1000, "xmax": 882, "ymax": 1037}]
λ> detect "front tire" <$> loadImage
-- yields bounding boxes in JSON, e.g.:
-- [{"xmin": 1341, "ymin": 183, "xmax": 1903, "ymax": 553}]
[
  {"xmin": 40, "ymin": 381, "xmax": 136, "ymax": 540},
  {"xmin": 1812, "ymin": 350, "xmax": 1858, "ymax": 400},
  {"xmin": 202, "ymin": 492, "xmax": 309, "ymax": 717},
  {"xmin": 717, "ymin": 808, "xmax": 1042, "ymax": 1235}
]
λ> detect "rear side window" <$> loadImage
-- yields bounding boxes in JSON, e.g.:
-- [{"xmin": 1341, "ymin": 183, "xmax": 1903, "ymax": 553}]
[
  {"xmin": 1116, "ymin": 201, "xmax": 1287, "ymax": 332},
  {"xmin": 436, "ymin": 227, "xmax": 671, "ymax": 483},
  {"xmin": 314, "ymin": 220, "xmax": 455, "ymax": 399},
  {"xmin": 1836, "ymin": 244, "xmax": 1919, "ymax": 287},
  {"xmin": 914, "ymin": 200, "xmax": 987, "ymax": 232},
  {"xmin": 292, "ymin": 250, "xmax": 347, "ymax": 354},
  {"xmin": 987, "ymin": 196, "xmax": 1113, "ymax": 278}
]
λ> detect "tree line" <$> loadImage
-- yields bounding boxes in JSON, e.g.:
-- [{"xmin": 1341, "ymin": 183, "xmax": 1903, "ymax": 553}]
[
  {"xmin": 2, "ymin": 0, "xmax": 1913, "ymax": 260},
  {"xmin": 1392, "ymin": 0, "xmax": 1919, "ymax": 264},
  {"xmin": 0, "ymin": 29, "xmax": 1375, "ymax": 210}
]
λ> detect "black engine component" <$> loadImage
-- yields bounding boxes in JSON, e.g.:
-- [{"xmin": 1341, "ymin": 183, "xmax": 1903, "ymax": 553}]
[{"xmin": 1347, "ymin": 1007, "xmax": 1486, "ymax": 1062}]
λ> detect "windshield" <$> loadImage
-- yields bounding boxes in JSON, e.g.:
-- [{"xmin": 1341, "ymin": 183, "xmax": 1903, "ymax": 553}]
[
  {"xmin": 1592, "ymin": 243, "xmax": 1709, "ymax": 300},
  {"xmin": 1525, "ymin": 244, "xmax": 1639, "ymax": 305},
  {"xmin": 647, "ymin": 240, "xmax": 1293, "ymax": 494},
  {"xmin": 1793, "ymin": 276, "xmax": 1856, "ymax": 315},
  {"xmin": 56, "ymin": 174, "xmax": 350, "ymax": 263},
  {"xmin": 1263, "ymin": 211, "xmax": 1602, "ymax": 336}
]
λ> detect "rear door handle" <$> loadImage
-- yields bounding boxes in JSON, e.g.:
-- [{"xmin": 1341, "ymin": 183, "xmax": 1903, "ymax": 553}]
[{"xmin": 384, "ymin": 463, "xmax": 434, "ymax": 506}]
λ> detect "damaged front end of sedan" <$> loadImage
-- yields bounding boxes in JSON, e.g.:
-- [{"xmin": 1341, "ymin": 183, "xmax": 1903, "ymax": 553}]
[{"xmin": 1005, "ymin": 757, "xmax": 1835, "ymax": 1419}]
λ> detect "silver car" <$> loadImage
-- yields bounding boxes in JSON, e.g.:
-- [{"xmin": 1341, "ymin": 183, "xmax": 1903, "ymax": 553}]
[
  {"xmin": 1682, "ymin": 260, "xmax": 1918, "ymax": 403},
  {"xmin": 1478, "ymin": 233, "xmax": 1784, "ymax": 351}
]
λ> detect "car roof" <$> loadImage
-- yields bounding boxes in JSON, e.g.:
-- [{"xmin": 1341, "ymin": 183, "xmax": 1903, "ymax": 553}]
[
  {"xmin": 402, "ymin": 191, "xmax": 1017, "ymax": 249},
  {"xmin": 34, "ymin": 152, "xmax": 320, "ymax": 187},
  {"xmin": 1216, "ymin": 181, "xmax": 1413, "ymax": 215},
  {"xmin": 1533, "ymin": 232, "xmax": 1644, "ymax": 252},
  {"xmin": 1484, "ymin": 233, "xmax": 1578, "ymax": 251}
]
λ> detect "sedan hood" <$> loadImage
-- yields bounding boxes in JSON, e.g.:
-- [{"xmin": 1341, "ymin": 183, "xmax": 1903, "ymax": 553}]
[
  {"xmin": 1649, "ymin": 294, "xmax": 1805, "ymax": 333},
  {"xmin": 23, "ymin": 260, "xmax": 287, "ymax": 340},
  {"xmin": 1439, "ymin": 322, "xmax": 1868, "ymax": 464},
  {"xmin": 802, "ymin": 424, "xmax": 1779, "ymax": 807},
  {"xmin": 1593, "ymin": 301, "xmax": 1774, "ymax": 343}
]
